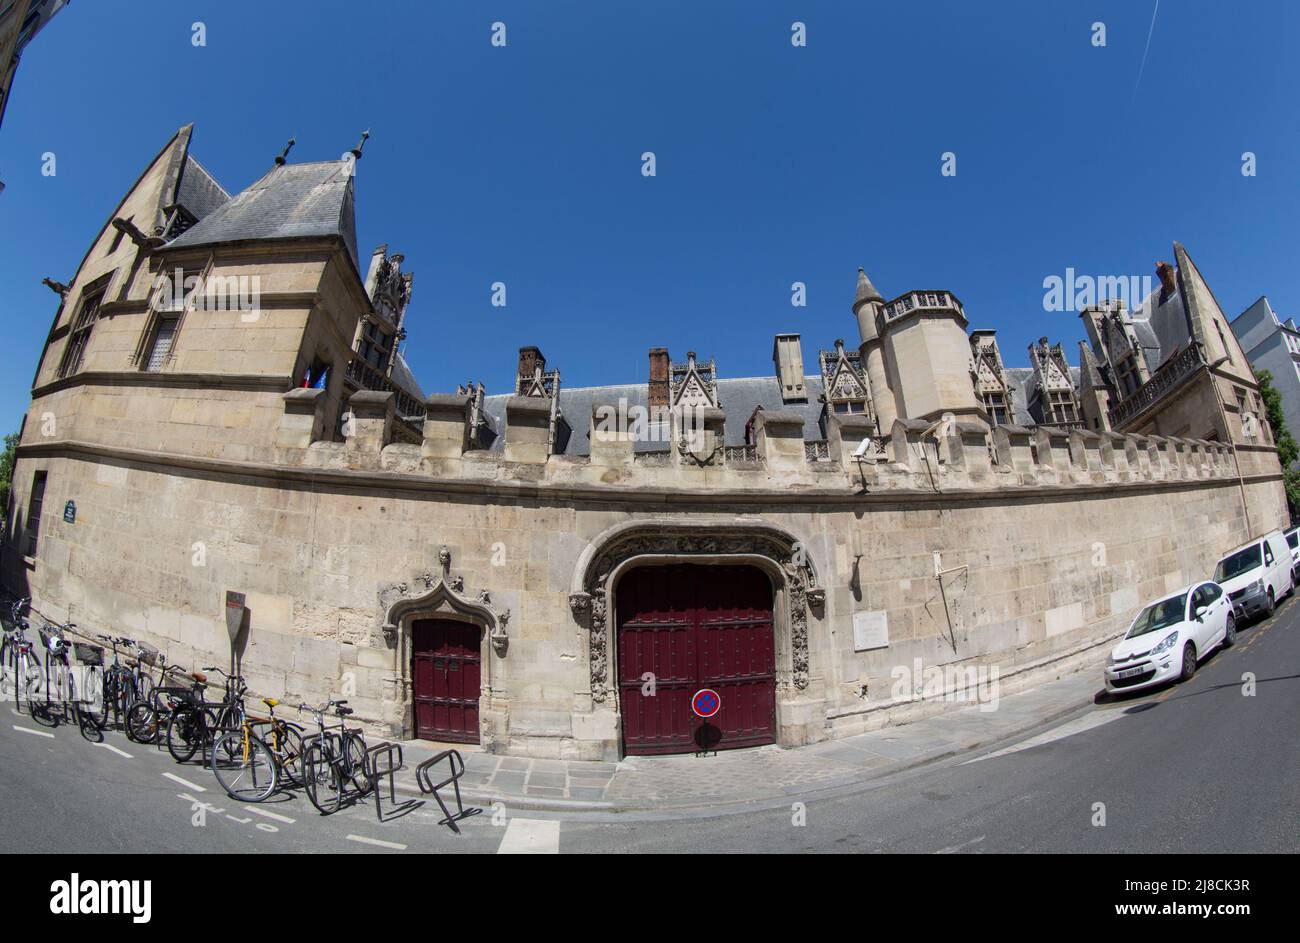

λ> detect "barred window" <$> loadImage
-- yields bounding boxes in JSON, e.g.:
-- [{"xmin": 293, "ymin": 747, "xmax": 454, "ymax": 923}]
[{"xmin": 143, "ymin": 314, "xmax": 180, "ymax": 372}]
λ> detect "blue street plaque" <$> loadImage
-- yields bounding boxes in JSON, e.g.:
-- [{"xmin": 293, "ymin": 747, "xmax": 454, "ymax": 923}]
[{"xmin": 63, "ymin": 500, "xmax": 76, "ymax": 524}]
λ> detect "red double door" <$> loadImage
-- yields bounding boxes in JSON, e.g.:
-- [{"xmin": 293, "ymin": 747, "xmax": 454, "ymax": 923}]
[
  {"xmin": 617, "ymin": 565, "xmax": 776, "ymax": 755},
  {"xmin": 412, "ymin": 619, "xmax": 481, "ymax": 743}
]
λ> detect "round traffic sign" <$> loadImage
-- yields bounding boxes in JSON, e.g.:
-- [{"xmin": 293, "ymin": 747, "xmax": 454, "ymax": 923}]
[{"xmin": 692, "ymin": 688, "xmax": 721, "ymax": 718}]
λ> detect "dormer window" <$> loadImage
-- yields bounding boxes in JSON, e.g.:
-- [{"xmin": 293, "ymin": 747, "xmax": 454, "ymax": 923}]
[{"xmin": 57, "ymin": 282, "xmax": 107, "ymax": 377}]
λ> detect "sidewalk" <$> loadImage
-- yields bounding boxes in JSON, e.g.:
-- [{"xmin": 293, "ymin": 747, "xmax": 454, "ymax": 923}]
[{"xmin": 383, "ymin": 667, "xmax": 1104, "ymax": 818}]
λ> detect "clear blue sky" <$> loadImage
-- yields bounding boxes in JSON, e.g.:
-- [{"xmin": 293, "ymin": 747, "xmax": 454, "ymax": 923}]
[{"xmin": 1, "ymin": 0, "xmax": 1297, "ymax": 432}]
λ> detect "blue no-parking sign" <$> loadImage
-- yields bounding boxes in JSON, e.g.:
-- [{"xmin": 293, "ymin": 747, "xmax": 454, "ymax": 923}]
[{"xmin": 692, "ymin": 688, "xmax": 721, "ymax": 719}]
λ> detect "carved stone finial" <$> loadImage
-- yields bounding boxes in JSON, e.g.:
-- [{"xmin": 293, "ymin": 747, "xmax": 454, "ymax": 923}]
[{"xmin": 274, "ymin": 137, "xmax": 296, "ymax": 166}]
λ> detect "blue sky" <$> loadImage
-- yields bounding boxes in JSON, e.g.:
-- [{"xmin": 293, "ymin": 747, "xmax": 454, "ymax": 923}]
[{"xmin": 1, "ymin": 0, "xmax": 1297, "ymax": 432}]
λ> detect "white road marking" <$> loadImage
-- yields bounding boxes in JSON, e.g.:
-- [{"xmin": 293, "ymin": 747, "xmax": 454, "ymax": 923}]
[
  {"xmin": 497, "ymin": 817, "xmax": 560, "ymax": 854},
  {"xmin": 12, "ymin": 725, "xmax": 54, "ymax": 738},
  {"xmin": 962, "ymin": 710, "xmax": 1125, "ymax": 764},
  {"xmin": 97, "ymin": 742, "xmax": 133, "ymax": 759},
  {"xmin": 245, "ymin": 805, "xmax": 295, "ymax": 824},
  {"xmin": 346, "ymin": 834, "xmax": 407, "ymax": 850},
  {"xmin": 935, "ymin": 835, "xmax": 986, "ymax": 854},
  {"xmin": 163, "ymin": 771, "xmax": 206, "ymax": 791}
]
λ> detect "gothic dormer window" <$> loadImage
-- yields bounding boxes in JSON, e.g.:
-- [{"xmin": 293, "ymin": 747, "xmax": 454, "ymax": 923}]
[
  {"xmin": 970, "ymin": 331, "xmax": 1014, "ymax": 427},
  {"xmin": 819, "ymin": 339, "xmax": 874, "ymax": 427},
  {"xmin": 670, "ymin": 352, "xmax": 719, "ymax": 409}
]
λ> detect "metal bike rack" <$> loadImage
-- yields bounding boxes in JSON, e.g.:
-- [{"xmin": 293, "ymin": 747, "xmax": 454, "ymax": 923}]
[
  {"xmin": 364, "ymin": 741, "xmax": 421, "ymax": 822},
  {"xmin": 415, "ymin": 749, "xmax": 481, "ymax": 834}
]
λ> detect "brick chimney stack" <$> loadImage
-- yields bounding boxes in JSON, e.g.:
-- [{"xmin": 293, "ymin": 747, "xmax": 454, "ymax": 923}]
[
  {"xmin": 518, "ymin": 346, "xmax": 545, "ymax": 384},
  {"xmin": 648, "ymin": 347, "xmax": 670, "ymax": 408}
]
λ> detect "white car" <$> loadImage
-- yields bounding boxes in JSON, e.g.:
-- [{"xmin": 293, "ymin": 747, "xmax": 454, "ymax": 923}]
[
  {"xmin": 1213, "ymin": 531, "xmax": 1293, "ymax": 621},
  {"xmin": 1284, "ymin": 526, "xmax": 1300, "ymax": 580},
  {"xmin": 1104, "ymin": 581, "xmax": 1236, "ymax": 694}
]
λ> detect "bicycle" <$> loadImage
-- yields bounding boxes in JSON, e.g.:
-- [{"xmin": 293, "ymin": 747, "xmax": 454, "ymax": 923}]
[
  {"xmin": 298, "ymin": 699, "xmax": 372, "ymax": 815},
  {"xmin": 209, "ymin": 693, "xmax": 279, "ymax": 802},
  {"xmin": 126, "ymin": 663, "xmax": 199, "ymax": 744},
  {"xmin": 164, "ymin": 666, "xmax": 242, "ymax": 763},
  {"xmin": 80, "ymin": 634, "xmax": 138, "ymax": 729},
  {"xmin": 0, "ymin": 598, "xmax": 42, "ymax": 712},
  {"xmin": 32, "ymin": 617, "xmax": 75, "ymax": 728},
  {"xmin": 253, "ymin": 697, "xmax": 305, "ymax": 787}
]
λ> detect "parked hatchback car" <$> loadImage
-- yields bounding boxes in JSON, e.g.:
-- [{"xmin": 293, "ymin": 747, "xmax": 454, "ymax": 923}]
[
  {"xmin": 1213, "ymin": 530, "xmax": 1294, "ymax": 621},
  {"xmin": 1104, "ymin": 582, "xmax": 1236, "ymax": 694}
]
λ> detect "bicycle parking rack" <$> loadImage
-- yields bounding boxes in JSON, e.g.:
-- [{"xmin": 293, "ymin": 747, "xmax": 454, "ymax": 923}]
[
  {"xmin": 364, "ymin": 741, "xmax": 422, "ymax": 822},
  {"xmin": 415, "ymin": 749, "xmax": 481, "ymax": 834}
]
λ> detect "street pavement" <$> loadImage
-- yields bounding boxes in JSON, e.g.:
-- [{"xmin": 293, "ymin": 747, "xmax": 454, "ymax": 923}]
[{"xmin": 1, "ymin": 590, "xmax": 1296, "ymax": 853}]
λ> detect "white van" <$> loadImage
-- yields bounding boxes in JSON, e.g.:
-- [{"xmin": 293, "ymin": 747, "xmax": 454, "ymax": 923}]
[{"xmin": 1213, "ymin": 531, "xmax": 1294, "ymax": 621}]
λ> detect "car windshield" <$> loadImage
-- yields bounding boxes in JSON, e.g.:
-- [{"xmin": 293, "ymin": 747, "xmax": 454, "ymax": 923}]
[
  {"xmin": 1127, "ymin": 593, "xmax": 1188, "ymax": 638},
  {"xmin": 1288, "ymin": 532, "xmax": 1298, "ymax": 550},
  {"xmin": 1213, "ymin": 545, "xmax": 1262, "ymax": 582}
]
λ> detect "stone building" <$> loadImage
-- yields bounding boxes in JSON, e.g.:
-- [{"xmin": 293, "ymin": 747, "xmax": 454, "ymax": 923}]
[{"xmin": 3, "ymin": 126, "xmax": 1288, "ymax": 759}]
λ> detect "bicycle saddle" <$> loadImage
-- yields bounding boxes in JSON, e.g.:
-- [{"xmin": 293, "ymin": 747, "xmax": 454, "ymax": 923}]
[
  {"xmin": 262, "ymin": 697, "xmax": 279, "ymax": 708},
  {"xmin": 335, "ymin": 706, "xmax": 354, "ymax": 716},
  {"xmin": 190, "ymin": 671, "xmax": 208, "ymax": 684}
]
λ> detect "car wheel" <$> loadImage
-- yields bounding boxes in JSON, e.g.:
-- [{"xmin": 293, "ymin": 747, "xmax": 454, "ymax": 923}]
[
  {"xmin": 1266, "ymin": 588, "xmax": 1276, "ymax": 617},
  {"xmin": 1179, "ymin": 641, "xmax": 1197, "ymax": 682},
  {"xmin": 1222, "ymin": 614, "xmax": 1236, "ymax": 648}
]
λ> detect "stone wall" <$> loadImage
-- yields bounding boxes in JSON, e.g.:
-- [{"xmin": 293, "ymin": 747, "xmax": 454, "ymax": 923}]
[{"xmin": 5, "ymin": 401, "xmax": 1286, "ymax": 759}]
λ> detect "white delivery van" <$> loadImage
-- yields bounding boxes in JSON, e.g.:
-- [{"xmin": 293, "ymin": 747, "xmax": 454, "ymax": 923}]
[{"xmin": 1213, "ymin": 530, "xmax": 1294, "ymax": 621}]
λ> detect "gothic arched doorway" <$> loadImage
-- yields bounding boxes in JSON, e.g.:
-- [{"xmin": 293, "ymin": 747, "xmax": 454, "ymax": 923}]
[{"xmin": 616, "ymin": 563, "xmax": 776, "ymax": 755}]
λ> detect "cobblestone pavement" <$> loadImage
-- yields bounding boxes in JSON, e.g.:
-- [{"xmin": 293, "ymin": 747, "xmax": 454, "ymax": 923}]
[{"xmin": 391, "ymin": 667, "xmax": 1103, "ymax": 813}]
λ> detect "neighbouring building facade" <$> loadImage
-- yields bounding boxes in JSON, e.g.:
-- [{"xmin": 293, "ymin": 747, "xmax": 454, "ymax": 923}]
[
  {"xmin": 1231, "ymin": 296, "xmax": 1300, "ymax": 469},
  {"xmin": 0, "ymin": 0, "xmax": 67, "ymax": 150},
  {"xmin": 3, "ymin": 126, "xmax": 1288, "ymax": 760}
]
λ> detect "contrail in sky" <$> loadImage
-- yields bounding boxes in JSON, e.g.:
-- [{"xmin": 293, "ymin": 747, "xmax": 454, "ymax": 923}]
[{"xmin": 1132, "ymin": 0, "xmax": 1161, "ymax": 104}]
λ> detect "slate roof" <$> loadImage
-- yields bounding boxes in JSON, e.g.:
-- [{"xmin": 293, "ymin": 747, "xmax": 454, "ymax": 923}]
[
  {"xmin": 1129, "ymin": 284, "xmax": 1188, "ymax": 372},
  {"xmin": 167, "ymin": 160, "xmax": 359, "ymax": 268},
  {"xmin": 175, "ymin": 155, "xmax": 229, "ymax": 221},
  {"xmin": 389, "ymin": 351, "xmax": 426, "ymax": 404},
  {"xmin": 478, "ymin": 376, "xmax": 831, "ymax": 456}
]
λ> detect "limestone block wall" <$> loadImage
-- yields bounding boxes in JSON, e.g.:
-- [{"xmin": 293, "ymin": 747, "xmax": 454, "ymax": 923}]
[{"xmin": 3, "ymin": 404, "xmax": 1285, "ymax": 759}]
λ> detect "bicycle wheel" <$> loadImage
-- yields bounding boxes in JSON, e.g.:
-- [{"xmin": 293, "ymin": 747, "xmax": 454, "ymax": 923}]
[
  {"xmin": 345, "ymin": 732, "xmax": 371, "ymax": 794},
  {"xmin": 166, "ymin": 705, "xmax": 203, "ymax": 763},
  {"xmin": 125, "ymin": 701, "xmax": 160, "ymax": 744},
  {"xmin": 80, "ymin": 667, "xmax": 107, "ymax": 729},
  {"xmin": 301, "ymin": 742, "xmax": 342, "ymax": 815},
  {"xmin": 211, "ymin": 729, "xmax": 279, "ymax": 802}
]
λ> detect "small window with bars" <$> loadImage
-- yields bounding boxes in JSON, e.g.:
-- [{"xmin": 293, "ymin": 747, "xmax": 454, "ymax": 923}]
[
  {"xmin": 143, "ymin": 314, "xmax": 180, "ymax": 372},
  {"xmin": 57, "ymin": 284, "xmax": 106, "ymax": 377}
]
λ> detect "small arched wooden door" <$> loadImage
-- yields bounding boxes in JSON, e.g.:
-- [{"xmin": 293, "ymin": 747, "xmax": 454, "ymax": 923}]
[
  {"xmin": 616, "ymin": 564, "xmax": 776, "ymax": 755},
  {"xmin": 412, "ymin": 619, "xmax": 481, "ymax": 743}
]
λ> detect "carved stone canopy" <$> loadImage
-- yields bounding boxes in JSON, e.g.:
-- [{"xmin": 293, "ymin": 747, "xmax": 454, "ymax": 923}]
[{"xmin": 379, "ymin": 565, "xmax": 510, "ymax": 656}]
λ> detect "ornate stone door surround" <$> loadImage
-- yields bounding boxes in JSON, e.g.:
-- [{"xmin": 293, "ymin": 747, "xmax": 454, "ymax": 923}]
[
  {"xmin": 379, "ymin": 545, "xmax": 511, "ymax": 742},
  {"xmin": 567, "ymin": 519, "xmax": 824, "ymax": 710}
]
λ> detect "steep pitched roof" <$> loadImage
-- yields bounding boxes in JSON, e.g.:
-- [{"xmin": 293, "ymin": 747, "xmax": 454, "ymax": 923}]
[
  {"xmin": 166, "ymin": 160, "xmax": 359, "ymax": 267},
  {"xmin": 175, "ymin": 155, "xmax": 229, "ymax": 221}
]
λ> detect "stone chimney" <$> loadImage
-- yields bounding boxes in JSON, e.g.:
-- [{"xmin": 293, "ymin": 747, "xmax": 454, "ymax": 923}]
[
  {"xmin": 772, "ymin": 333, "xmax": 807, "ymax": 403},
  {"xmin": 1156, "ymin": 260, "xmax": 1177, "ymax": 300},
  {"xmin": 648, "ymin": 347, "xmax": 670, "ymax": 408}
]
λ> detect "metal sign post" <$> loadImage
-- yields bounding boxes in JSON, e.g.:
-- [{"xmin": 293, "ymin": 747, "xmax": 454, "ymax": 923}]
[
  {"xmin": 224, "ymin": 591, "xmax": 246, "ymax": 678},
  {"xmin": 691, "ymin": 687, "xmax": 721, "ymax": 757}
]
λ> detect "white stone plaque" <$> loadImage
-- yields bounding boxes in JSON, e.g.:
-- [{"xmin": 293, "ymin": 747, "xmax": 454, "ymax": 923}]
[{"xmin": 852, "ymin": 610, "xmax": 889, "ymax": 652}]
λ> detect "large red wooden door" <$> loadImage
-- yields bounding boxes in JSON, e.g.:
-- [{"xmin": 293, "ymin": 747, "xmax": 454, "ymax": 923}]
[
  {"xmin": 412, "ymin": 620, "xmax": 481, "ymax": 743},
  {"xmin": 617, "ymin": 565, "xmax": 776, "ymax": 755}
]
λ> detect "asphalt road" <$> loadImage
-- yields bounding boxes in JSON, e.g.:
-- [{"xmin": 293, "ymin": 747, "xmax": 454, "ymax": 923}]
[{"xmin": 1, "ymin": 592, "xmax": 1296, "ymax": 854}]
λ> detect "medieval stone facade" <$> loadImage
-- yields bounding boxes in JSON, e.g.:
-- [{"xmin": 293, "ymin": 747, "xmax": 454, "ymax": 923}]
[{"xmin": 3, "ymin": 126, "xmax": 1288, "ymax": 759}]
